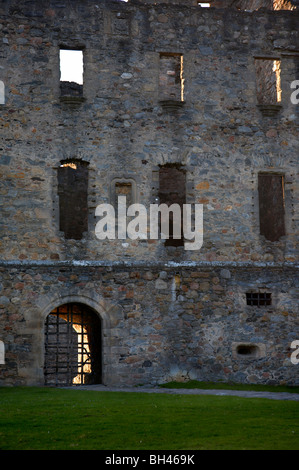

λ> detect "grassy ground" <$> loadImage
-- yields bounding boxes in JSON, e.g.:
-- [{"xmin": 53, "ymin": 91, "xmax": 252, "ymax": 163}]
[
  {"xmin": 0, "ymin": 386, "xmax": 299, "ymax": 450},
  {"xmin": 160, "ymin": 380, "xmax": 299, "ymax": 393}
]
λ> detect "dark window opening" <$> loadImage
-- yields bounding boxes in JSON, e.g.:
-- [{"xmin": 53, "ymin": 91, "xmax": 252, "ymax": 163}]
[
  {"xmin": 58, "ymin": 159, "xmax": 89, "ymax": 240},
  {"xmin": 246, "ymin": 292, "xmax": 272, "ymax": 306},
  {"xmin": 159, "ymin": 164, "xmax": 186, "ymax": 247},
  {"xmin": 60, "ymin": 49, "xmax": 83, "ymax": 99},
  {"xmin": 44, "ymin": 303, "xmax": 102, "ymax": 387},
  {"xmin": 258, "ymin": 173, "xmax": 285, "ymax": 242},
  {"xmin": 236, "ymin": 344, "xmax": 259, "ymax": 357}
]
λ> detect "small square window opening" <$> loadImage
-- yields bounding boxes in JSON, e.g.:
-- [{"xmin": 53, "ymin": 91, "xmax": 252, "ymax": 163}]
[{"xmin": 246, "ymin": 292, "xmax": 272, "ymax": 307}]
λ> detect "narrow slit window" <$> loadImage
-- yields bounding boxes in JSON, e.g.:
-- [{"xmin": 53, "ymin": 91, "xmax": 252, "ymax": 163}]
[
  {"xmin": 159, "ymin": 165, "xmax": 186, "ymax": 247},
  {"xmin": 58, "ymin": 160, "xmax": 89, "ymax": 240},
  {"xmin": 258, "ymin": 173, "xmax": 285, "ymax": 242},
  {"xmin": 159, "ymin": 53, "xmax": 184, "ymax": 103},
  {"xmin": 246, "ymin": 292, "xmax": 272, "ymax": 306},
  {"xmin": 255, "ymin": 59, "xmax": 281, "ymax": 105},
  {"xmin": 60, "ymin": 49, "xmax": 83, "ymax": 98}
]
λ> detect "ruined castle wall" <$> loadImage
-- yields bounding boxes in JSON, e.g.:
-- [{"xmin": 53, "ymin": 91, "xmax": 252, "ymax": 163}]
[
  {"xmin": 0, "ymin": 261, "xmax": 298, "ymax": 386},
  {"xmin": 0, "ymin": 0, "xmax": 298, "ymax": 386}
]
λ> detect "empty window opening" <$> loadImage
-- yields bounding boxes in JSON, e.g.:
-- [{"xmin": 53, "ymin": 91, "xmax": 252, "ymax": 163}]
[
  {"xmin": 246, "ymin": 292, "xmax": 272, "ymax": 306},
  {"xmin": 273, "ymin": 0, "xmax": 296, "ymax": 10},
  {"xmin": 60, "ymin": 49, "xmax": 83, "ymax": 98},
  {"xmin": 255, "ymin": 59, "xmax": 281, "ymax": 105},
  {"xmin": 236, "ymin": 344, "xmax": 259, "ymax": 357},
  {"xmin": 44, "ymin": 303, "xmax": 102, "ymax": 386},
  {"xmin": 0, "ymin": 81, "xmax": 4, "ymax": 104},
  {"xmin": 198, "ymin": 2, "xmax": 211, "ymax": 6},
  {"xmin": 159, "ymin": 164, "xmax": 186, "ymax": 247},
  {"xmin": 58, "ymin": 159, "xmax": 89, "ymax": 240},
  {"xmin": 258, "ymin": 173, "xmax": 285, "ymax": 242},
  {"xmin": 159, "ymin": 53, "xmax": 184, "ymax": 103}
]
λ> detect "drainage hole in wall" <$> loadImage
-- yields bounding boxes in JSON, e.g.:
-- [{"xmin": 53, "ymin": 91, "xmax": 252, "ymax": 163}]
[{"xmin": 236, "ymin": 344, "xmax": 259, "ymax": 357}]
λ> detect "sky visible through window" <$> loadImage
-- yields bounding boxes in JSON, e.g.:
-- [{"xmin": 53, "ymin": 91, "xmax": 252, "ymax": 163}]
[
  {"xmin": 59, "ymin": 2, "xmax": 210, "ymax": 85},
  {"xmin": 60, "ymin": 50, "xmax": 83, "ymax": 85}
]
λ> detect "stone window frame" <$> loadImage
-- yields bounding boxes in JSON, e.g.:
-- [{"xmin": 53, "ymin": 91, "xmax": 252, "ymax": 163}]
[
  {"xmin": 254, "ymin": 55, "xmax": 282, "ymax": 117},
  {"xmin": 246, "ymin": 292, "xmax": 272, "ymax": 307},
  {"xmin": 58, "ymin": 159, "xmax": 89, "ymax": 240},
  {"xmin": 233, "ymin": 285, "xmax": 277, "ymax": 311},
  {"xmin": 110, "ymin": 176, "xmax": 138, "ymax": 207},
  {"xmin": 251, "ymin": 168, "xmax": 293, "ymax": 245},
  {"xmin": 232, "ymin": 342, "xmax": 266, "ymax": 361},
  {"xmin": 59, "ymin": 45, "xmax": 86, "ymax": 104},
  {"xmin": 108, "ymin": 175, "xmax": 139, "ymax": 240},
  {"xmin": 158, "ymin": 52, "xmax": 185, "ymax": 111},
  {"xmin": 111, "ymin": 10, "xmax": 131, "ymax": 36},
  {"xmin": 244, "ymin": 286, "xmax": 277, "ymax": 312},
  {"xmin": 52, "ymin": 158, "xmax": 90, "ymax": 241},
  {"xmin": 257, "ymin": 171, "xmax": 286, "ymax": 242},
  {"xmin": 151, "ymin": 163, "xmax": 192, "ymax": 248},
  {"xmin": 246, "ymin": 286, "xmax": 275, "ymax": 302}
]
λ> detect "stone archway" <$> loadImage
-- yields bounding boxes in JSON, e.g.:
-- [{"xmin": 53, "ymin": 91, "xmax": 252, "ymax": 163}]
[
  {"xmin": 44, "ymin": 302, "xmax": 102, "ymax": 386},
  {"xmin": 33, "ymin": 290, "xmax": 121, "ymax": 387}
]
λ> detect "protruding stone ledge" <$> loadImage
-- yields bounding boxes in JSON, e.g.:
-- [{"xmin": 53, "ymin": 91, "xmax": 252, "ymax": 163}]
[
  {"xmin": 159, "ymin": 100, "xmax": 185, "ymax": 112},
  {"xmin": 60, "ymin": 96, "xmax": 86, "ymax": 105},
  {"xmin": 0, "ymin": 259, "xmax": 298, "ymax": 270},
  {"xmin": 257, "ymin": 104, "xmax": 282, "ymax": 117},
  {"xmin": 60, "ymin": 81, "xmax": 85, "ymax": 105}
]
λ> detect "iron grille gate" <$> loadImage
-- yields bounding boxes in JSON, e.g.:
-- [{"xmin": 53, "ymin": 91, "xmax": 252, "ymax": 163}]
[{"xmin": 44, "ymin": 303, "xmax": 102, "ymax": 386}]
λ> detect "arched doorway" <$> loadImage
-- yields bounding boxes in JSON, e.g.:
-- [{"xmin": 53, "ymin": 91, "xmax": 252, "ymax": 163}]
[{"xmin": 44, "ymin": 303, "xmax": 102, "ymax": 386}]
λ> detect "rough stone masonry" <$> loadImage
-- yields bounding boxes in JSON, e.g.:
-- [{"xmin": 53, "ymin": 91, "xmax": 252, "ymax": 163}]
[{"xmin": 0, "ymin": 0, "xmax": 298, "ymax": 387}]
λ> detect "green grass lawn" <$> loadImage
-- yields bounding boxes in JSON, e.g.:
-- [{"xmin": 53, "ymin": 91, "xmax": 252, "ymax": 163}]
[
  {"xmin": 0, "ymin": 387, "xmax": 299, "ymax": 450},
  {"xmin": 160, "ymin": 380, "xmax": 299, "ymax": 394}
]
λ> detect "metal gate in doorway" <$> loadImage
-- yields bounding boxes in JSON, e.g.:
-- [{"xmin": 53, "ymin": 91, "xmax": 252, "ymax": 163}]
[{"xmin": 44, "ymin": 303, "xmax": 102, "ymax": 386}]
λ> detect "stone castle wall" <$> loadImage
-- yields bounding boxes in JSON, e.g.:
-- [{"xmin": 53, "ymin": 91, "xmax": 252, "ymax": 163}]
[{"xmin": 0, "ymin": 0, "xmax": 298, "ymax": 386}]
